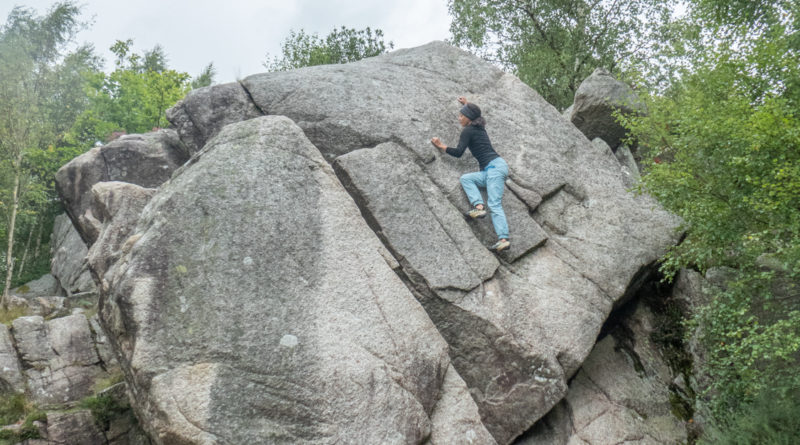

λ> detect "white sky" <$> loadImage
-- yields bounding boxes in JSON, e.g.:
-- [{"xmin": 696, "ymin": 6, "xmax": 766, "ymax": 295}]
[{"xmin": 1, "ymin": 0, "xmax": 453, "ymax": 83}]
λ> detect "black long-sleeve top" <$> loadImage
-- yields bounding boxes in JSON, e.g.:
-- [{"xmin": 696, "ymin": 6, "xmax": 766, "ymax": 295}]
[{"xmin": 445, "ymin": 125, "xmax": 499, "ymax": 171}]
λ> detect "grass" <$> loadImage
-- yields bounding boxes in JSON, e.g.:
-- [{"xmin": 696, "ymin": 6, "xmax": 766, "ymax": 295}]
[
  {"xmin": 699, "ymin": 388, "xmax": 800, "ymax": 444},
  {"xmin": 0, "ymin": 306, "xmax": 29, "ymax": 327},
  {"xmin": 0, "ymin": 394, "xmax": 44, "ymax": 444}
]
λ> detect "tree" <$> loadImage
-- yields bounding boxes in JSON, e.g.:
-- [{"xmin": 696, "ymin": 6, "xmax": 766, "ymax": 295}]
[
  {"xmin": 619, "ymin": 0, "xmax": 800, "ymax": 419},
  {"xmin": 264, "ymin": 26, "xmax": 394, "ymax": 71},
  {"xmin": 448, "ymin": 0, "xmax": 678, "ymax": 109},
  {"xmin": 70, "ymin": 39, "xmax": 193, "ymax": 145},
  {"xmin": 0, "ymin": 2, "xmax": 99, "ymax": 306},
  {"xmin": 191, "ymin": 62, "xmax": 216, "ymax": 89}
]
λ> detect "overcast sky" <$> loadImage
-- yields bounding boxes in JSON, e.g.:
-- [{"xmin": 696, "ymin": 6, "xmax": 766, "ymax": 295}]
[{"xmin": 1, "ymin": 0, "xmax": 453, "ymax": 83}]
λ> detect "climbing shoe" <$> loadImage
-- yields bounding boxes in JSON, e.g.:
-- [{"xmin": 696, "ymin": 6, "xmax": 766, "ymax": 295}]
[
  {"xmin": 466, "ymin": 206, "xmax": 487, "ymax": 219},
  {"xmin": 491, "ymin": 239, "xmax": 510, "ymax": 252}
]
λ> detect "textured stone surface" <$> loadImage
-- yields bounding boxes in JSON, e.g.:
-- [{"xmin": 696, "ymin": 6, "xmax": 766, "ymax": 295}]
[
  {"xmin": 11, "ymin": 315, "xmax": 104, "ymax": 407},
  {"xmin": 615, "ymin": 144, "xmax": 641, "ymax": 186},
  {"xmin": 155, "ymin": 41, "xmax": 682, "ymax": 444},
  {"xmin": 571, "ymin": 67, "xmax": 645, "ymax": 150},
  {"xmin": 166, "ymin": 81, "xmax": 263, "ymax": 154},
  {"xmin": 92, "ymin": 116, "xmax": 485, "ymax": 444},
  {"xmin": 45, "ymin": 410, "xmax": 106, "ymax": 445},
  {"xmin": 10, "ymin": 274, "xmax": 62, "ymax": 298},
  {"xmin": 519, "ymin": 301, "xmax": 687, "ymax": 445},
  {"xmin": 0, "ymin": 324, "xmax": 25, "ymax": 394},
  {"xmin": 430, "ymin": 365, "xmax": 497, "ymax": 445},
  {"xmin": 55, "ymin": 129, "xmax": 189, "ymax": 244},
  {"xmin": 50, "ymin": 213, "xmax": 95, "ymax": 296},
  {"xmin": 85, "ymin": 182, "xmax": 157, "ymax": 292}
]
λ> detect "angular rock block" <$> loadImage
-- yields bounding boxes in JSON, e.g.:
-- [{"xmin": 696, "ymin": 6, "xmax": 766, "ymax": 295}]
[{"xmin": 91, "ymin": 116, "xmax": 489, "ymax": 444}]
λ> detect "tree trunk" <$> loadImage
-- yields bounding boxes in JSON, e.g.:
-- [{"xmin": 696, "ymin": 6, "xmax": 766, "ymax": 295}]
[
  {"xmin": 15, "ymin": 217, "xmax": 35, "ymax": 280},
  {"xmin": 2, "ymin": 155, "xmax": 22, "ymax": 308},
  {"xmin": 32, "ymin": 219, "xmax": 43, "ymax": 260}
]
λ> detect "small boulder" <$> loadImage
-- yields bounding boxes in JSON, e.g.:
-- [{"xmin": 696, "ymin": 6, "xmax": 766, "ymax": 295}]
[
  {"xmin": 11, "ymin": 314, "xmax": 104, "ymax": 407},
  {"xmin": 571, "ymin": 68, "xmax": 645, "ymax": 150},
  {"xmin": 55, "ymin": 130, "xmax": 188, "ymax": 245}
]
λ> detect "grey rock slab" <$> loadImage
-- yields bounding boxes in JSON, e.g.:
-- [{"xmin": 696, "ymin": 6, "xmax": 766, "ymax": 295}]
[
  {"xmin": 334, "ymin": 143, "xmax": 500, "ymax": 291},
  {"xmin": 55, "ymin": 129, "xmax": 188, "ymax": 245},
  {"xmin": 429, "ymin": 365, "xmax": 497, "ymax": 445},
  {"xmin": 50, "ymin": 213, "xmax": 95, "ymax": 296},
  {"xmin": 518, "ymin": 301, "xmax": 688, "ymax": 445},
  {"xmin": 85, "ymin": 182, "xmax": 157, "ymax": 293},
  {"xmin": 0, "ymin": 324, "xmax": 24, "ymax": 394},
  {"xmin": 570, "ymin": 67, "xmax": 645, "ymax": 150},
  {"xmin": 93, "ymin": 116, "xmax": 468, "ymax": 444},
  {"xmin": 166, "ymin": 81, "xmax": 264, "ymax": 154},
  {"xmin": 10, "ymin": 274, "xmax": 62, "ymax": 298},
  {"xmin": 46, "ymin": 410, "xmax": 106, "ymax": 445},
  {"xmin": 11, "ymin": 314, "xmax": 103, "ymax": 407}
]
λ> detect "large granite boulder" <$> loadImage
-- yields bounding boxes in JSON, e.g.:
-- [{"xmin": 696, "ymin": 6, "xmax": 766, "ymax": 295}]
[
  {"xmin": 50, "ymin": 213, "xmax": 95, "ymax": 297},
  {"xmin": 55, "ymin": 130, "xmax": 189, "ymax": 244},
  {"xmin": 571, "ymin": 67, "xmax": 645, "ymax": 150},
  {"xmin": 231, "ymin": 42, "xmax": 676, "ymax": 443},
  {"xmin": 90, "ymin": 116, "xmax": 492, "ymax": 444},
  {"xmin": 53, "ymin": 41, "xmax": 681, "ymax": 444},
  {"xmin": 11, "ymin": 314, "xmax": 106, "ymax": 407}
]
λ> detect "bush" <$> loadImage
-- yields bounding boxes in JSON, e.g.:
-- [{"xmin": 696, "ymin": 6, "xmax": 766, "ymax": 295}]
[{"xmin": 700, "ymin": 388, "xmax": 800, "ymax": 444}]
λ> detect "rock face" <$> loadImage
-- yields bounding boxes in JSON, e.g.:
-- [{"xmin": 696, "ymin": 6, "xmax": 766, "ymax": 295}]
[
  {"xmin": 519, "ymin": 298, "xmax": 688, "ymax": 444},
  {"xmin": 90, "ymin": 116, "xmax": 492, "ymax": 444},
  {"xmin": 54, "ymin": 41, "xmax": 682, "ymax": 444},
  {"xmin": 50, "ymin": 213, "xmax": 95, "ymax": 297},
  {"xmin": 0, "ymin": 324, "xmax": 25, "ymax": 394},
  {"xmin": 571, "ymin": 67, "xmax": 645, "ymax": 150},
  {"xmin": 55, "ymin": 130, "xmax": 189, "ymax": 244},
  {"xmin": 10, "ymin": 274, "xmax": 62, "ymax": 298},
  {"xmin": 11, "ymin": 314, "xmax": 106, "ymax": 407}
]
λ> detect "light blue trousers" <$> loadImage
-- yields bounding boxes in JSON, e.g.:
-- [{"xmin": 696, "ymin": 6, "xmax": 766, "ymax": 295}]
[{"xmin": 459, "ymin": 157, "xmax": 509, "ymax": 240}]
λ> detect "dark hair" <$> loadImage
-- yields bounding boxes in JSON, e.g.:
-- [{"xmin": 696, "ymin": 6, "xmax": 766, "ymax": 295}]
[{"xmin": 470, "ymin": 116, "xmax": 486, "ymax": 127}]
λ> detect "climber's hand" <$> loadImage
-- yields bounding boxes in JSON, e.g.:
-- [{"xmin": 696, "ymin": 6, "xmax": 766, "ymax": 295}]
[
  {"xmin": 431, "ymin": 137, "xmax": 446, "ymax": 150},
  {"xmin": 458, "ymin": 96, "xmax": 468, "ymax": 105}
]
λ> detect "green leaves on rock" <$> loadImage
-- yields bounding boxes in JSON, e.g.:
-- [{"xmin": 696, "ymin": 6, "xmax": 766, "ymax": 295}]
[{"xmin": 264, "ymin": 26, "xmax": 393, "ymax": 71}]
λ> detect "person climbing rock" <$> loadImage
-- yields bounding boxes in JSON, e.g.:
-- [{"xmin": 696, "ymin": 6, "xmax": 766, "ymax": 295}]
[{"xmin": 431, "ymin": 97, "xmax": 510, "ymax": 252}]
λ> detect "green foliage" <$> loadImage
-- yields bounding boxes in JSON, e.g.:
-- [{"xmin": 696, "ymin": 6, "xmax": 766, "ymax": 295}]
[
  {"xmin": 448, "ymin": 0, "xmax": 679, "ymax": 109},
  {"xmin": 191, "ymin": 62, "xmax": 216, "ymax": 89},
  {"xmin": 70, "ymin": 39, "xmax": 192, "ymax": 146},
  {"xmin": 620, "ymin": 0, "xmax": 800, "ymax": 423},
  {"xmin": 0, "ymin": 1, "xmax": 98, "ymax": 302},
  {"xmin": 0, "ymin": 394, "xmax": 26, "ymax": 425},
  {"xmin": 265, "ymin": 26, "xmax": 393, "ymax": 71},
  {"xmin": 699, "ymin": 388, "xmax": 800, "ymax": 445},
  {"xmin": 79, "ymin": 391, "xmax": 128, "ymax": 430},
  {"xmin": 0, "ymin": 394, "xmax": 43, "ymax": 444}
]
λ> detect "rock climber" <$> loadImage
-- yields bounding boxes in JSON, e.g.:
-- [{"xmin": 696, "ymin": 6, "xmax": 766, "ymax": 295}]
[{"xmin": 431, "ymin": 97, "xmax": 510, "ymax": 252}]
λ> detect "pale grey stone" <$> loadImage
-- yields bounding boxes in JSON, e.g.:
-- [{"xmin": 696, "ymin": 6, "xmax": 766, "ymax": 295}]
[
  {"xmin": 11, "ymin": 314, "xmax": 103, "ymax": 407},
  {"xmin": 10, "ymin": 274, "xmax": 62, "ymax": 298},
  {"xmin": 165, "ymin": 81, "xmax": 263, "ymax": 154},
  {"xmin": 519, "ymin": 301, "xmax": 687, "ymax": 445},
  {"xmin": 571, "ymin": 67, "xmax": 645, "ymax": 149},
  {"xmin": 0, "ymin": 324, "xmax": 24, "ymax": 394},
  {"xmin": 91, "ymin": 116, "xmax": 475, "ymax": 444},
  {"xmin": 55, "ymin": 130, "xmax": 189, "ymax": 245},
  {"xmin": 46, "ymin": 410, "xmax": 105, "ymax": 445},
  {"xmin": 50, "ymin": 213, "xmax": 95, "ymax": 296},
  {"xmin": 146, "ymin": 41, "xmax": 681, "ymax": 444},
  {"xmin": 430, "ymin": 365, "xmax": 497, "ymax": 445}
]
